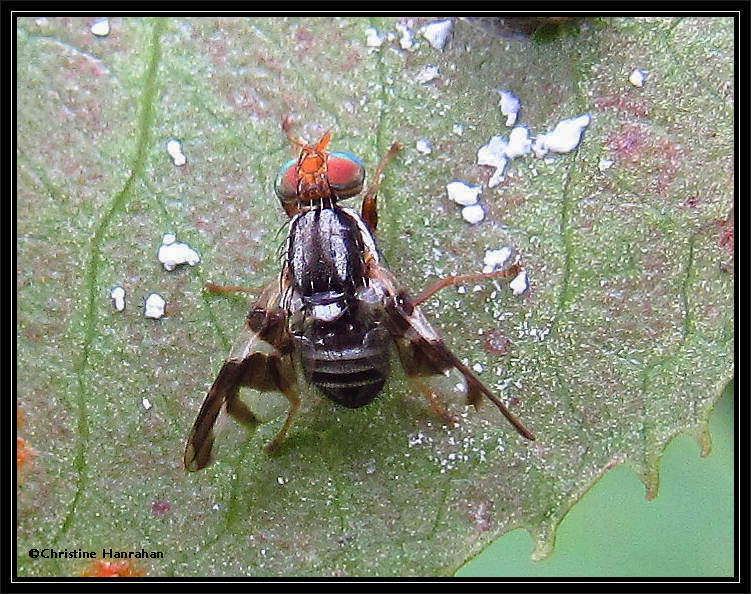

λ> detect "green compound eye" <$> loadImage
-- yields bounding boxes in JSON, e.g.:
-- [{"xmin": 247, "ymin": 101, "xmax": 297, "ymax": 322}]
[{"xmin": 326, "ymin": 152, "xmax": 365, "ymax": 198}]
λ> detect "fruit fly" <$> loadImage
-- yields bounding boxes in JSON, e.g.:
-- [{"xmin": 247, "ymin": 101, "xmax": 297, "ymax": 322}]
[{"xmin": 184, "ymin": 117, "xmax": 535, "ymax": 471}]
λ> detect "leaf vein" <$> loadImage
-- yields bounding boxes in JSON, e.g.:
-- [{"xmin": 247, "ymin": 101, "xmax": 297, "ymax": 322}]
[{"xmin": 51, "ymin": 19, "xmax": 165, "ymax": 546}]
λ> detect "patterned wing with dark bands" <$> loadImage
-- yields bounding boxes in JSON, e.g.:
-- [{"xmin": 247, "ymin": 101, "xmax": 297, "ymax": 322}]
[
  {"xmin": 369, "ymin": 260, "xmax": 535, "ymax": 440},
  {"xmin": 184, "ymin": 281, "xmax": 299, "ymax": 471}
]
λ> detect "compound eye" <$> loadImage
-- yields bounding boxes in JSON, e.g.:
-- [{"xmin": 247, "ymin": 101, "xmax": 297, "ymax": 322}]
[
  {"xmin": 327, "ymin": 152, "xmax": 365, "ymax": 198},
  {"xmin": 274, "ymin": 159, "xmax": 299, "ymax": 202}
]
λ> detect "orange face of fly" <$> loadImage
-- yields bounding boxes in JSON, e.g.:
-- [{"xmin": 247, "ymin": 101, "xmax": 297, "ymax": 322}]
[
  {"xmin": 295, "ymin": 131, "xmax": 334, "ymax": 203},
  {"xmin": 274, "ymin": 131, "xmax": 366, "ymax": 216}
]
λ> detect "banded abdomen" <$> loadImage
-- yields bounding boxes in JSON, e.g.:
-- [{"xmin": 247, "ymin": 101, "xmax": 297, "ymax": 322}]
[
  {"xmin": 288, "ymin": 207, "xmax": 391, "ymax": 408},
  {"xmin": 299, "ymin": 299, "xmax": 391, "ymax": 408}
]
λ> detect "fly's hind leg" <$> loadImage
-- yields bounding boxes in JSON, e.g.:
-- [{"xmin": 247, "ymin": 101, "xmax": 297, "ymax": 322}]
[
  {"xmin": 406, "ymin": 375, "xmax": 460, "ymax": 425},
  {"xmin": 238, "ymin": 309, "xmax": 302, "ymax": 454},
  {"xmin": 361, "ymin": 141, "xmax": 403, "ymax": 231},
  {"xmin": 414, "ymin": 263, "xmax": 523, "ymax": 306},
  {"xmin": 264, "ymin": 385, "xmax": 301, "ymax": 453}
]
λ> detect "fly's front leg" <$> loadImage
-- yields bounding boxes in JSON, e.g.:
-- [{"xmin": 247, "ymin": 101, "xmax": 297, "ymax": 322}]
[
  {"xmin": 414, "ymin": 263, "xmax": 523, "ymax": 306},
  {"xmin": 361, "ymin": 141, "xmax": 403, "ymax": 231},
  {"xmin": 282, "ymin": 114, "xmax": 306, "ymax": 154}
]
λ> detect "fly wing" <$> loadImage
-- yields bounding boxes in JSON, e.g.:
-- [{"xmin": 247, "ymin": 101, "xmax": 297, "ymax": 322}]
[
  {"xmin": 367, "ymin": 260, "xmax": 535, "ymax": 440},
  {"xmin": 184, "ymin": 280, "xmax": 297, "ymax": 471}
]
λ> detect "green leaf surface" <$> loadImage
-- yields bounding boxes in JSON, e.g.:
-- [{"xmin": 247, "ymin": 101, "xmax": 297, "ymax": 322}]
[{"xmin": 17, "ymin": 17, "xmax": 734, "ymax": 577}]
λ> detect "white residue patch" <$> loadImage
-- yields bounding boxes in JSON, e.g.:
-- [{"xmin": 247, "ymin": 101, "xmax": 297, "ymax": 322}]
[
  {"xmin": 452, "ymin": 123, "xmax": 464, "ymax": 136},
  {"xmin": 416, "ymin": 65, "xmax": 440, "ymax": 84},
  {"xmin": 472, "ymin": 362, "xmax": 484, "ymax": 373},
  {"xmin": 364, "ymin": 27, "xmax": 384, "ymax": 47},
  {"xmin": 461, "ymin": 204, "xmax": 485, "ymax": 225},
  {"xmin": 629, "ymin": 68, "xmax": 647, "ymax": 88},
  {"xmin": 499, "ymin": 90, "xmax": 521, "ymax": 127},
  {"xmin": 415, "ymin": 139, "xmax": 433, "ymax": 155},
  {"xmin": 532, "ymin": 114, "xmax": 591, "ymax": 157},
  {"xmin": 446, "ymin": 180, "xmax": 482, "ymax": 206},
  {"xmin": 142, "ymin": 397, "xmax": 152, "ymax": 410},
  {"xmin": 395, "ymin": 22, "xmax": 415, "ymax": 50},
  {"xmin": 598, "ymin": 157, "xmax": 615, "ymax": 171},
  {"xmin": 477, "ymin": 135, "xmax": 509, "ymax": 188},
  {"xmin": 477, "ymin": 127, "xmax": 530, "ymax": 184},
  {"xmin": 408, "ymin": 431, "xmax": 432, "ymax": 447},
  {"xmin": 509, "ymin": 270, "xmax": 530, "ymax": 296},
  {"xmin": 420, "ymin": 19, "xmax": 453, "ymax": 50},
  {"xmin": 110, "ymin": 286, "xmax": 126, "ymax": 312},
  {"xmin": 505, "ymin": 126, "xmax": 533, "ymax": 159},
  {"xmin": 90, "ymin": 19, "xmax": 110, "ymax": 37},
  {"xmin": 158, "ymin": 233, "xmax": 201, "ymax": 271},
  {"xmin": 144, "ymin": 293, "xmax": 167, "ymax": 319},
  {"xmin": 482, "ymin": 247, "xmax": 514, "ymax": 274},
  {"xmin": 166, "ymin": 138, "xmax": 187, "ymax": 167}
]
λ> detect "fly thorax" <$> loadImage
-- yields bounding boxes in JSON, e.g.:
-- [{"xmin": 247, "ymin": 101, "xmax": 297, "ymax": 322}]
[{"xmin": 288, "ymin": 208, "xmax": 366, "ymax": 296}]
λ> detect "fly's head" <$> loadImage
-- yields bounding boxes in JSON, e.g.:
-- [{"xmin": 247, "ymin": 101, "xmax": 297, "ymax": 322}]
[{"xmin": 274, "ymin": 131, "xmax": 365, "ymax": 216}]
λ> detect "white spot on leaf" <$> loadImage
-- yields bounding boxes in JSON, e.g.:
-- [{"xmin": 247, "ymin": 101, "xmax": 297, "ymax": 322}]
[
  {"xmin": 477, "ymin": 135, "xmax": 509, "ymax": 188},
  {"xmin": 499, "ymin": 90, "xmax": 521, "ymax": 127},
  {"xmin": 482, "ymin": 247, "xmax": 514, "ymax": 274},
  {"xmin": 364, "ymin": 27, "xmax": 384, "ymax": 47},
  {"xmin": 166, "ymin": 138, "xmax": 187, "ymax": 167},
  {"xmin": 395, "ymin": 22, "xmax": 415, "ymax": 50},
  {"xmin": 446, "ymin": 180, "xmax": 482, "ymax": 206},
  {"xmin": 461, "ymin": 204, "xmax": 485, "ymax": 225},
  {"xmin": 420, "ymin": 19, "xmax": 453, "ymax": 50},
  {"xmin": 532, "ymin": 114, "xmax": 591, "ymax": 157},
  {"xmin": 415, "ymin": 139, "xmax": 433, "ymax": 154},
  {"xmin": 158, "ymin": 233, "xmax": 201, "ymax": 271},
  {"xmin": 598, "ymin": 157, "xmax": 615, "ymax": 171},
  {"xmin": 91, "ymin": 19, "xmax": 110, "ymax": 37},
  {"xmin": 110, "ymin": 286, "xmax": 126, "ymax": 312},
  {"xmin": 505, "ymin": 126, "xmax": 532, "ymax": 159},
  {"xmin": 144, "ymin": 293, "xmax": 167, "ymax": 319},
  {"xmin": 415, "ymin": 65, "xmax": 440, "ymax": 84},
  {"xmin": 510, "ymin": 270, "xmax": 530, "ymax": 296},
  {"xmin": 629, "ymin": 68, "xmax": 647, "ymax": 88}
]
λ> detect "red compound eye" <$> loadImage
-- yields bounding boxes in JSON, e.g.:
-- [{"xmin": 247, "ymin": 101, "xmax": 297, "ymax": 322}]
[
  {"xmin": 327, "ymin": 152, "xmax": 365, "ymax": 198},
  {"xmin": 274, "ymin": 159, "xmax": 300, "ymax": 202}
]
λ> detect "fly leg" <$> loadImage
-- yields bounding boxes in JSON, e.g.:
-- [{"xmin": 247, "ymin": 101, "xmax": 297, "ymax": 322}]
[
  {"xmin": 264, "ymin": 385, "xmax": 301, "ymax": 453},
  {"xmin": 361, "ymin": 141, "xmax": 403, "ymax": 231},
  {"xmin": 225, "ymin": 396, "xmax": 259, "ymax": 427},
  {"xmin": 413, "ymin": 263, "xmax": 523, "ymax": 306},
  {"xmin": 282, "ymin": 114, "xmax": 333, "ymax": 154},
  {"xmin": 205, "ymin": 282, "xmax": 262, "ymax": 296},
  {"xmin": 407, "ymin": 375, "xmax": 460, "ymax": 424},
  {"xmin": 282, "ymin": 114, "xmax": 307, "ymax": 153}
]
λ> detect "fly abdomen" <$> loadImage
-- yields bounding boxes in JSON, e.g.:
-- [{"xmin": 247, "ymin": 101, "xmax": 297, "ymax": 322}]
[{"xmin": 300, "ymin": 320, "xmax": 391, "ymax": 409}]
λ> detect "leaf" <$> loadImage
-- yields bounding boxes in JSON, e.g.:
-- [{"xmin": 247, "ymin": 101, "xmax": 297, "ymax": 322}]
[{"xmin": 17, "ymin": 16, "xmax": 733, "ymax": 577}]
